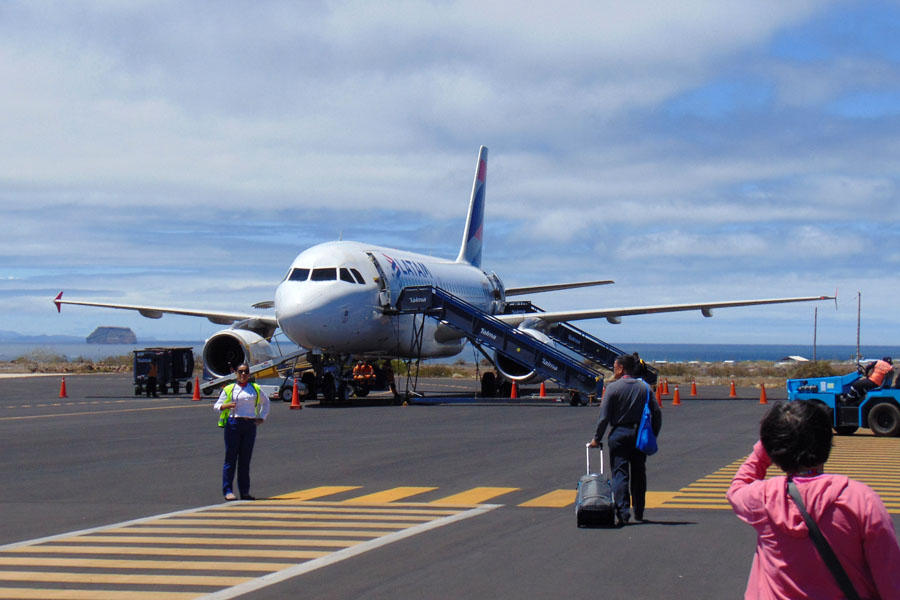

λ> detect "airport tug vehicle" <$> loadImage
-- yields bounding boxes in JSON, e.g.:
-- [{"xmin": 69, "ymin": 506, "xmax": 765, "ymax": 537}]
[{"xmin": 786, "ymin": 370, "xmax": 900, "ymax": 437}]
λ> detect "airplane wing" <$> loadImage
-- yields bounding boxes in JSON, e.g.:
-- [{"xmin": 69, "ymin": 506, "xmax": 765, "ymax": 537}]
[
  {"xmin": 53, "ymin": 292, "xmax": 277, "ymax": 327},
  {"xmin": 505, "ymin": 279, "xmax": 614, "ymax": 297},
  {"xmin": 494, "ymin": 295, "xmax": 835, "ymax": 326}
]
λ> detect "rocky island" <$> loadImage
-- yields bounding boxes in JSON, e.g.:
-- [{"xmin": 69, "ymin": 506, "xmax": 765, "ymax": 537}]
[{"xmin": 86, "ymin": 326, "xmax": 137, "ymax": 344}]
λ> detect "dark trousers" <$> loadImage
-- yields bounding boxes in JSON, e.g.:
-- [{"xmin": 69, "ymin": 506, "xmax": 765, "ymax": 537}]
[
  {"xmin": 222, "ymin": 418, "xmax": 257, "ymax": 497},
  {"xmin": 849, "ymin": 377, "xmax": 877, "ymax": 403},
  {"xmin": 146, "ymin": 377, "xmax": 157, "ymax": 397},
  {"xmin": 608, "ymin": 425, "xmax": 647, "ymax": 517}
]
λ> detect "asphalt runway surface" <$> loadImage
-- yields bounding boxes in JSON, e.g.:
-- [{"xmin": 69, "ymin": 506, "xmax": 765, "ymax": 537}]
[{"xmin": 1, "ymin": 374, "xmax": 898, "ymax": 599}]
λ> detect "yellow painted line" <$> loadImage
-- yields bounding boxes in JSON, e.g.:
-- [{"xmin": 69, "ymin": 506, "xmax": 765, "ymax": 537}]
[
  {"xmin": 644, "ymin": 491, "xmax": 679, "ymax": 508},
  {"xmin": 270, "ymin": 486, "xmax": 361, "ymax": 501},
  {"xmin": 341, "ymin": 487, "xmax": 438, "ymax": 504},
  {"xmin": 145, "ymin": 518, "xmax": 418, "ymax": 529},
  {"xmin": 224, "ymin": 503, "xmax": 458, "ymax": 516},
  {"xmin": 0, "ymin": 589, "xmax": 198, "ymax": 600},
  {"xmin": 518, "ymin": 489, "xmax": 576, "ymax": 508},
  {"xmin": 0, "ymin": 570, "xmax": 250, "ymax": 586},
  {"xmin": 429, "ymin": 487, "xmax": 520, "ymax": 506},
  {"xmin": 62, "ymin": 535, "xmax": 361, "ymax": 548},
  {"xmin": 0, "ymin": 557, "xmax": 287, "ymax": 571},
  {"xmin": 658, "ymin": 503, "xmax": 732, "ymax": 510},
  {"xmin": 7, "ymin": 545, "xmax": 328, "ymax": 560},
  {"xmin": 102, "ymin": 527, "xmax": 385, "ymax": 538},
  {"xmin": 176, "ymin": 511, "xmax": 435, "ymax": 522}
]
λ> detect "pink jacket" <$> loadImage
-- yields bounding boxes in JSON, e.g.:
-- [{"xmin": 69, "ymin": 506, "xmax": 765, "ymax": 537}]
[{"xmin": 727, "ymin": 441, "xmax": 900, "ymax": 600}]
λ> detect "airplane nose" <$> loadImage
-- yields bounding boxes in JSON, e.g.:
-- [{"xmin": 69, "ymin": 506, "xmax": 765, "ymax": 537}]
[{"xmin": 275, "ymin": 282, "xmax": 347, "ymax": 347}]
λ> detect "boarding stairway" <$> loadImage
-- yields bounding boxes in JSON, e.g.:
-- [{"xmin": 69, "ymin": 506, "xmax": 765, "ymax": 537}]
[
  {"xmin": 502, "ymin": 300, "xmax": 658, "ymax": 385},
  {"xmin": 395, "ymin": 286, "xmax": 611, "ymax": 397}
]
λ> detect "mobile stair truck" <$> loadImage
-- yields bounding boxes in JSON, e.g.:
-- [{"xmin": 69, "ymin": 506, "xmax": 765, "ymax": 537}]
[{"xmin": 786, "ymin": 370, "xmax": 900, "ymax": 437}]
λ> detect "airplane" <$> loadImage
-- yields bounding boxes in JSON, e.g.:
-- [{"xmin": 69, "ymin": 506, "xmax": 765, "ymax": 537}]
[{"xmin": 54, "ymin": 146, "xmax": 834, "ymax": 400}]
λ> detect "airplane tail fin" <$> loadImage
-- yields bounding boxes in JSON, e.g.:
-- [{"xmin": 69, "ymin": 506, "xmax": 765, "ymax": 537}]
[{"xmin": 455, "ymin": 145, "xmax": 487, "ymax": 268}]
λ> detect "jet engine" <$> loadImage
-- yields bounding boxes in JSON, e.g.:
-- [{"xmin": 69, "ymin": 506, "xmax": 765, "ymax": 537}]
[
  {"xmin": 202, "ymin": 328, "xmax": 279, "ymax": 378},
  {"xmin": 492, "ymin": 323, "xmax": 554, "ymax": 383}
]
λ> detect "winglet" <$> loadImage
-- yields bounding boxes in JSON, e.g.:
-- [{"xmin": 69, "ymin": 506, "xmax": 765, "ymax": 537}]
[
  {"xmin": 54, "ymin": 291, "xmax": 63, "ymax": 313},
  {"xmin": 456, "ymin": 146, "xmax": 487, "ymax": 268}
]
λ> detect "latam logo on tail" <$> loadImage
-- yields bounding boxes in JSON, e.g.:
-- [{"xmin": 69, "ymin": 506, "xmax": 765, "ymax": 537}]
[{"xmin": 460, "ymin": 148, "xmax": 487, "ymax": 267}]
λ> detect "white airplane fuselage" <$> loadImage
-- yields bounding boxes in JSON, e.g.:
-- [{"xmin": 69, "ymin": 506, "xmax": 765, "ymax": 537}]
[{"xmin": 274, "ymin": 240, "xmax": 503, "ymax": 358}]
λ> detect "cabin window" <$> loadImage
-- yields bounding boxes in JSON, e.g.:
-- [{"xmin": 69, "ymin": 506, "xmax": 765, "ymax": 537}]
[
  {"xmin": 339, "ymin": 268, "xmax": 355, "ymax": 283},
  {"xmin": 310, "ymin": 267, "xmax": 337, "ymax": 281},
  {"xmin": 350, "ymin": 268, "xmax": 365, "ymax": 284},
  {"xmin": 289, "ymin": 268, "xmax": 310, "ymax": 281}
]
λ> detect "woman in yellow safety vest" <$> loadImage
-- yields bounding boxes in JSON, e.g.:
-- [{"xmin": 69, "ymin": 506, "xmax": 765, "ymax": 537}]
[{"xmin": 213, "ymin": 364, "xmax": 270, "ymax": 501}]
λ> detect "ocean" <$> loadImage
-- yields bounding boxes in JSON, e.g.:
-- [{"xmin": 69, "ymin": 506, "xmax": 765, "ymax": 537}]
[
  {"xmin": 0, "ymin": 341, "xmax": 896, "ymax": 364},
  {"xmin": 622, "ymin": 343, "xmax": 899, "ymax": 363}
]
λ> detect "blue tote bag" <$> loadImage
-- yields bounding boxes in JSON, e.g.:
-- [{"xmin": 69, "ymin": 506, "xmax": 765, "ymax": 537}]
[{"xmin": 635, "ymin": 388, "xmax": 658, "ymax": 455}]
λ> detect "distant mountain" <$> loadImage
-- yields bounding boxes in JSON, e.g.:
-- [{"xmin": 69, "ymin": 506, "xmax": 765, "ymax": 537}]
[{"xmin": 0, "ymin": 330, "xmax": 83, "ymax": 343}]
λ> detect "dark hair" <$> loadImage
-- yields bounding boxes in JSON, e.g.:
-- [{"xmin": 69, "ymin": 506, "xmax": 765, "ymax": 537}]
[
  {"xmin": 760, "ymin": 401, "xmax": 832, "ymax": 473},
  {"xmin": 615, "ymin": 352, "xmax": 647, "ymax": 379},
  {"xmin": 615, "ymin": 353, "xmax": 636, "ymax": 376}
]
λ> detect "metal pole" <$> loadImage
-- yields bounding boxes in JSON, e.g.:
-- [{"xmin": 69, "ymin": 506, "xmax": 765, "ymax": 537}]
[
  {"xmin": 813, "ymin": 306, "xmax": 817, "ymax": 362},
  {"xmin": 856, "ymin": 291, "xmax": 861, "ymax": 364}
]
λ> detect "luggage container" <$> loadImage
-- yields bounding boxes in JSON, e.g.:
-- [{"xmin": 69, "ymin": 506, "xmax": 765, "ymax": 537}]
[{"xmin": 133, "ymin": 347, "xmax": 195, "ymax": 396}]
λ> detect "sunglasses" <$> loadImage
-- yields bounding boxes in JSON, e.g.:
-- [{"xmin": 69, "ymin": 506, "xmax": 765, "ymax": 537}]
[{"xmin": 236, "ymin": 369, "xmax": 250, "ymax": 374}]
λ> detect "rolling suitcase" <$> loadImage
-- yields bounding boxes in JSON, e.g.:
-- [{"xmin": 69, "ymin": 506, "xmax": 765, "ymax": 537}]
[{"xmin": 575, "ymin": 443, "xmax": 616, "ymax": 528}]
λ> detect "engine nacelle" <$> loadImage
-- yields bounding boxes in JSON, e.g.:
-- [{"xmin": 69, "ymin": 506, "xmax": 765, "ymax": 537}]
[
  {"xmin": 202, "ymin": 328, "xmax": 279, "ymax": 378},
  {"xmin": 493, "ymin": 326, "xmax": 554, "ymax": 383}
]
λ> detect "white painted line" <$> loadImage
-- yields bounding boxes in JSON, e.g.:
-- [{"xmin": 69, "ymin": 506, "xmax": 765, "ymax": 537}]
[
  {"xmin": 0, "ymin": 501, "xmax": 242, "ymax": 552},
  {"xmin": 198, "ymin": 504, "xmax": 501, "ymax": 600}
]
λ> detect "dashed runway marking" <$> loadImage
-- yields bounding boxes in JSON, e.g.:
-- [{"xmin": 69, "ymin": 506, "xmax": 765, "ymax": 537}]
[
  {"xmin": 0, "ymin": 500, "xmax": 496, "ymax": 599},
  {"xmin": 652, "ymin": 433, "xmax": 900, "ymax": 512}
]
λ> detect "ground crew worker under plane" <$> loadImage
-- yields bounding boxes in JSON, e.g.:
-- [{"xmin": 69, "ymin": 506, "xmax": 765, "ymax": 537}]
[{"xmin": 214, "ymin": 364, "xmax": 270, "ymax": 501}]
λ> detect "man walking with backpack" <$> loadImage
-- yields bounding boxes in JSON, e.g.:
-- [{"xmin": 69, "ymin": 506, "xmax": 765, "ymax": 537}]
[{"xmin": 589, "ymin": 353, "xmax": 661, "ymax": 525}]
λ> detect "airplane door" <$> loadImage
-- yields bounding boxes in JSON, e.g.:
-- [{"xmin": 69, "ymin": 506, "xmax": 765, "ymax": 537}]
[{"xmin": 365, "ymin": 252, "xmax": 392, "ymax": 308}]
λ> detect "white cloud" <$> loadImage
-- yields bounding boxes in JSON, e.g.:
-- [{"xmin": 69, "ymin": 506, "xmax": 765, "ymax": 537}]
[{"xmin": 1, "ymin": 0, "xmax": 897, "ymax": 345}]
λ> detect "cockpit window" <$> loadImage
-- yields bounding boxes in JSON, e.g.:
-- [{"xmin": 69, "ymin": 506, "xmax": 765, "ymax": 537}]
[
  {"xmin": 339, "ymin": 268, "xmax": 355, "ymax": 283},
  {"xmin": 350, "ymin": 268, "xmax": 365, "ymax": 284},
  {"xmin": 289, "ymin": 268, "xmax": 310, "ymax": 281},
  {"xmin": 310, "ymin": 267, "xmax": 337, "ymax": 281}
]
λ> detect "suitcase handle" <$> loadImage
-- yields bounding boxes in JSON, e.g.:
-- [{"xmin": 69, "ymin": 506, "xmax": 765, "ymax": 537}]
[{"xmin": 585, "ymin": 443, "xmax": 604, "ymax": 476}]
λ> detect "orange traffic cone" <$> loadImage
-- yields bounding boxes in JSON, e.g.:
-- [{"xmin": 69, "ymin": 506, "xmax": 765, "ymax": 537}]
[
  {"xmin": 59, "ymin": 377, "xmax": 68, "ymax": 398},
  {"xmin": 729, "ymin": 380, "xmax": 737, "ymax": 398},
  {"xmin": 759, "ymin": 383, "xmax": 768, "ymax": 405},
  {"xmin": 663, "ymin": 378, "xmax": 670, "ymax": 395},
  {"xmin": 510, "ymin": 382, "xmax": 518, "ymax": 399},
  {"xmin": 539, "ymin": 381, "xmax": 546, "ymax": 398},
  {"xmin": 290, "ymin": 379, "xmax": 302, "ymax": 410},
  {"xmin": 690, "ymin": 379, "xmax": 697, "ymax": 396},
  {"xmin": 672, "ymin": 385, "xmax": 681, "ymax": 406},
  {"xmin": 192, "ymin": 377, "xmax": 201, "ymax": 401},
  {"xmin": 656, "ymin": 382, "xmax": 662, "ymax": 407}
]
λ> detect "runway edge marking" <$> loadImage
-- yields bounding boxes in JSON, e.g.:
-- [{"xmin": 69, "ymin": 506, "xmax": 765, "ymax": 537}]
[{"xmin": 196, "ymin": 504, "xmax": 500, "ymax": 600}]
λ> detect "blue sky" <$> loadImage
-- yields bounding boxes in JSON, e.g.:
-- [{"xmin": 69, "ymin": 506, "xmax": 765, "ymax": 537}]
[{"xmin": 1, "ymin": 1, "xmax": 898, "ymax": 347}]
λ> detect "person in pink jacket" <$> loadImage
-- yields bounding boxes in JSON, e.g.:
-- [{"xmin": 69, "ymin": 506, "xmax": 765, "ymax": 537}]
[{"xmin": 728, "ymin": 400, "xmax": 900, "ymax": 599}]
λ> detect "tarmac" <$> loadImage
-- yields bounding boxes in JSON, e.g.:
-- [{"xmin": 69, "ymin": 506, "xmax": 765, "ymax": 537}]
[{"xmin": 1, "ymin": 373, "xmax": 897, "ymax": 599}]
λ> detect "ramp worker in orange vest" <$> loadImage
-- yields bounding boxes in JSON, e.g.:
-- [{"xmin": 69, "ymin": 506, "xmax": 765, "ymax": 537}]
[
  {"xmin": 214, "ymin": 363, "xmax": 270, "ymax": 501},
  {"xmin": 848, "ymin": 357, "xmax": 893, "ymax": 403},
  {"xmin": 361, "ymin": 361, "xmax": 375, "ymax": 383}
]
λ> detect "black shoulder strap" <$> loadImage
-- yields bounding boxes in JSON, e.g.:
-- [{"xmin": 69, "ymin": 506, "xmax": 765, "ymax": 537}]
[{"xmin": 787, "ymin": 480, "xmax": 861, "ymax": 600}]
